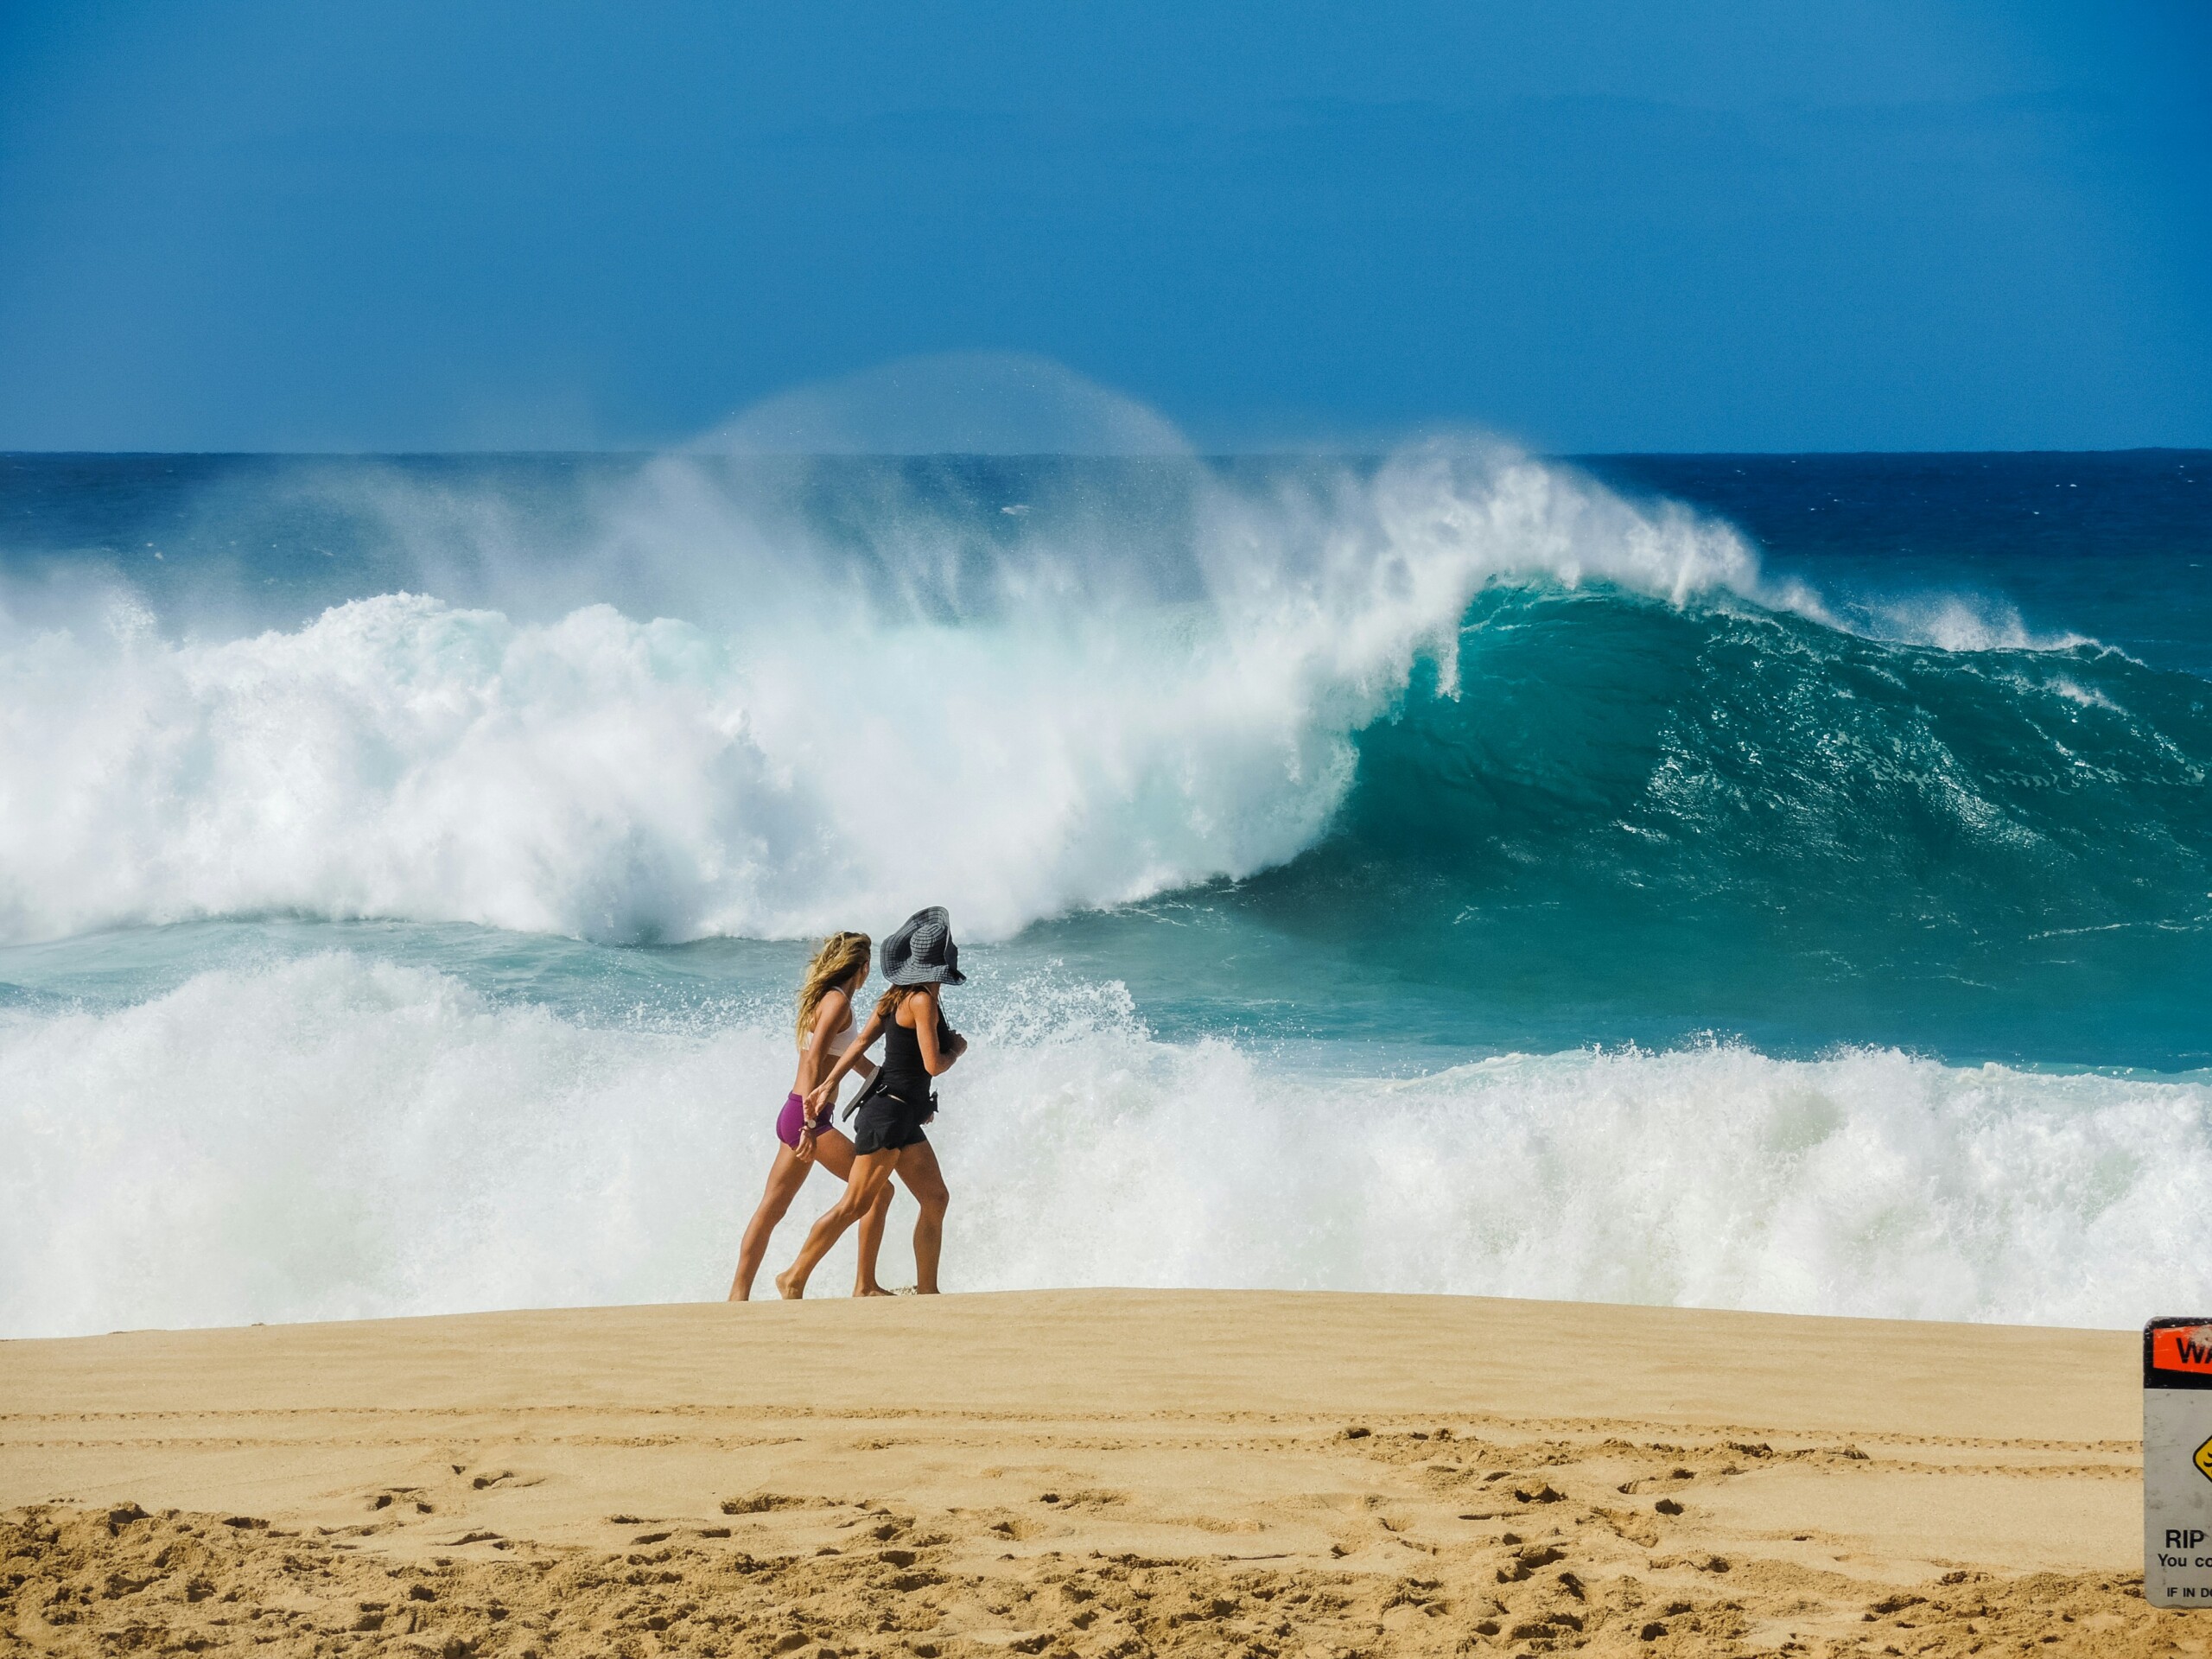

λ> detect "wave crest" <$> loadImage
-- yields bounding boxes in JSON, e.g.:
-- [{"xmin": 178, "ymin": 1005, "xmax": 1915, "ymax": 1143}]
[{"xmin": 0, "ymin": 444, "xmax": 1794, "ymax": 944}]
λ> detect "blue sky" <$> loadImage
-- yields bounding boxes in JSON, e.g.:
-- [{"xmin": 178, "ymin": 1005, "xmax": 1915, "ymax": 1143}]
[{"xmin": 1, "ymin": 2, "xmax": 2207, "ymax": 452}]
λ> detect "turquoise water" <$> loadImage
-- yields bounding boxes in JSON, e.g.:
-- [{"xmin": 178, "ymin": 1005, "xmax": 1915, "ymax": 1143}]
[{"xmin": 3, "ymin": 446, "xmax": 2208, "ymax": 1336}]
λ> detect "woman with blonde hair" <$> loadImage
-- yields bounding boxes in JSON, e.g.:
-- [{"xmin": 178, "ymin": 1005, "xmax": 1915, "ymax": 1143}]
[
  {"xmin": 776, "ymin": 907, "xmax": 968, "ymax": 1300},
  {"xmin": 727, "ymin": 931, "xmax": 893, "ymax": 1300}
]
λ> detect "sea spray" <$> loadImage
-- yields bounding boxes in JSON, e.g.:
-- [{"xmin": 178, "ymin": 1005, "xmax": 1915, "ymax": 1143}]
[
  {"xmin": 3, "ymin": 950, "xmax": 2207, "ymax": 1339},
  {"xmin": 0, "ymin": 443, "xmax": 1798, "ymax": 946},
  {"xmin": 6, "ymin": 442, "xmax": 2188, "ymax": 951}
]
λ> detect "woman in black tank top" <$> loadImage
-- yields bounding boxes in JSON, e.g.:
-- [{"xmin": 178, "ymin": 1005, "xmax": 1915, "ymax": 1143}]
[
  {"xmin": 859, "ymin": 1002, "xmax": 954, "ymax": 1139},
  {"xmin": 775, "ymin": 907, "xmax": 969, "ymax": 1298}
]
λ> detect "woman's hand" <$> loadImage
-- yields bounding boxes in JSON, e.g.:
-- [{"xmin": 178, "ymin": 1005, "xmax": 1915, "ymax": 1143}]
[
  {"xmin": 794, "ymin": 1126, "xmax": 818, "ymax": 1163},
  {"xmin": 804, "ymin": 1081, "xmax": 835, "ymax": 1117}
]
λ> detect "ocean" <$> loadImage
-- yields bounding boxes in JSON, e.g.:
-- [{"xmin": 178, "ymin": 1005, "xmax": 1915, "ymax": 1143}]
[{"xmin": 3, "ymin": 444, "xmax": 2208, "ymax": 1338}]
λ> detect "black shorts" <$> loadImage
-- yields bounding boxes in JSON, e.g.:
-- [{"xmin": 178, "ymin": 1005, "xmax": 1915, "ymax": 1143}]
[{"xmin": 851, "ymin": 1096, "xmax": 931, "ymax": 1156}]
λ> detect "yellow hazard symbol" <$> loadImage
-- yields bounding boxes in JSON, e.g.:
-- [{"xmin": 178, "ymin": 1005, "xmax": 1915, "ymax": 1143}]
[{"xmin": 2196, "ymin": 1436, "xmax": 2212, "ymax": 1484}]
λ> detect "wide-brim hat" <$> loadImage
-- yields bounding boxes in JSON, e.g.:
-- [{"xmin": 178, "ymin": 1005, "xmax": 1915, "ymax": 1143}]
[{"xmin": 881, "ymin": 906, "xmax": 965, "ymax": 986}]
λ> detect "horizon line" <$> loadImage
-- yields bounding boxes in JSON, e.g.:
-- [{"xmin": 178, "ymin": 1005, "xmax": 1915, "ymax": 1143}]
[{"xmin": 3, "ymin": 445, "xmax": 2209, "ymax": 462}]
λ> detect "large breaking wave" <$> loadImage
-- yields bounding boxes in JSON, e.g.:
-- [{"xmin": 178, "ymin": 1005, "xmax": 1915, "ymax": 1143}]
[{"xmin": 3, "ymin": 441, "xmax": 2201, "ymax": 958}]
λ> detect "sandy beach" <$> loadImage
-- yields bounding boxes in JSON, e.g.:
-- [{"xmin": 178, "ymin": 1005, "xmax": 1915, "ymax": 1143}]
[{"xmin": 0, "ymin": 1290, "xmax": 2184, "ymax": 1656}]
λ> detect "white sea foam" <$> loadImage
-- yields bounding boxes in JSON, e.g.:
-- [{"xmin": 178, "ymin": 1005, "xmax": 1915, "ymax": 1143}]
[
  {"xmin": 3, "ymin": 952, "xmax": 2204, "ymax": 1338},
  {"xmin": 0, "ymin": 444, "xmax": 1813, "ymax": 946},
  {"xmin": 1847, "ymin": 589, "xmax": 2097, "ymax": 655}
]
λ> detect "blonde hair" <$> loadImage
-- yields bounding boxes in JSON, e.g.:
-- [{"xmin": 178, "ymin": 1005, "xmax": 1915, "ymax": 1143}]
[{"xmin": 797, "ymin": 931, "xmax": 872, "ymax": 1046}]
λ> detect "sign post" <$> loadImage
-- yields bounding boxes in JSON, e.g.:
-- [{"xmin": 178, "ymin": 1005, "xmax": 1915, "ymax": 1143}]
[{"xmin": 2146, "ymin": 1318, "xmax": 2212, "ymax": 1606}]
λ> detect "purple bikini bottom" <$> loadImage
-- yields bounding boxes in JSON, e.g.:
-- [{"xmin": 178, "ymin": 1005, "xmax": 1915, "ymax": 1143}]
[{"xmin": 775, "ymin": 1092, "xmax": 818, "ymax": 1150}]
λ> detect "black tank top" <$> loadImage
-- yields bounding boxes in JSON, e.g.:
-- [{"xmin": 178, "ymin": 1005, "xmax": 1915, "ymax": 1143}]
[{"xmin": 873, "ymin": 1001, "xmax": 951, "ymax": 1109}]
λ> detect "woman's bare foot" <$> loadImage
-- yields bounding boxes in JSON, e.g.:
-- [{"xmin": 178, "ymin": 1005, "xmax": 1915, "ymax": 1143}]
[
  {"xmin": 854, "ymin": 1284, "xmax": 892, "ymax": 1297},
  {"xmin": 774, "ymin": 1268, "xmax": 804, "ymax": 1300}
]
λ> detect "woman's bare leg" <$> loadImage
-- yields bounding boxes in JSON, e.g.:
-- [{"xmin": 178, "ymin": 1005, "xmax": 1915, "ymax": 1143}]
[
  {"xmin": 854, "ymin": 1183, "xmax": 893, "ymax": 1295},
  {"xmin": 729, "ymin": 1145, "xmax": 810, "ymax": 1301},
  {"xmin": 776, "ymin": 1151, "xmax": 899, "ymax": 1300},
  {"xmin": 810, "ymin": 1130, "xmax": 895, "ymax": 1296},
  {"xmin": 893, "ymin": 1140, "xmax": 950, "ymax": 1295}
]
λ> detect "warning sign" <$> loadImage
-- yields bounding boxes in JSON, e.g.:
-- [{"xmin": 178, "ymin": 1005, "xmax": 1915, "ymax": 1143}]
[
  {"xmin": 2155, "ymin": 1327, "xmax": 2212, "ymax": 1377},
  {"xmin": 2147, "ymin": 1319, "xmax": 2212, "ymax": 1608}
]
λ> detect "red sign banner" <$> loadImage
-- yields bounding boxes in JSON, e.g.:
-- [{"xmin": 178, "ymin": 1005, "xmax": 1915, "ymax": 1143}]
[{"xmin": 2152, "ymin": 1327, "xmax": 2212, "ymax": 1376}]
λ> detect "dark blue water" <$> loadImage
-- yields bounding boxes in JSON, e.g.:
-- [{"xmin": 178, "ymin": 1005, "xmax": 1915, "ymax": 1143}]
[{"xmin": 1585, "ymin": 451, "xmax": 2212, "ymax": 676}]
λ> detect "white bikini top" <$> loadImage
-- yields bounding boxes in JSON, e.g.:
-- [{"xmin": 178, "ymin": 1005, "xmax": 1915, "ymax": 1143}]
[{"xmin": 803, "ymin": 1009, "xmax": 853, "ymax": 1056}]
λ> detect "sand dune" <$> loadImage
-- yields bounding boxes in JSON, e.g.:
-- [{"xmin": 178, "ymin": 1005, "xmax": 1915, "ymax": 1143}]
[{"xmin": 0, "ymin": 1291, "xmax": 2184, "ymax": 1656}]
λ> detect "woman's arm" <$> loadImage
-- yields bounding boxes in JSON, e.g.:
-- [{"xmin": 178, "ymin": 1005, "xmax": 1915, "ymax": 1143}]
[
  {"xmin": 788, "ymin": 989, "xmax": 854, "ymax": 1160},
  {"xmin": 914, "ymin": 989, "xmax": 962, "ymax": 1077},
  {"xmin": 804, "ymin": 1002, "xmax": 888, "ymax": 1113},
  {"xmin": 794, "ymin": 988, "xmax": 849, "ymax": 1099}
]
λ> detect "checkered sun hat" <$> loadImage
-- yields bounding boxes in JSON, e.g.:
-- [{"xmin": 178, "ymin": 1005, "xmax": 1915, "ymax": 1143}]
[{"xmin": 881, "ymin": 906, "xmax": 965, "ymax": 986}]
